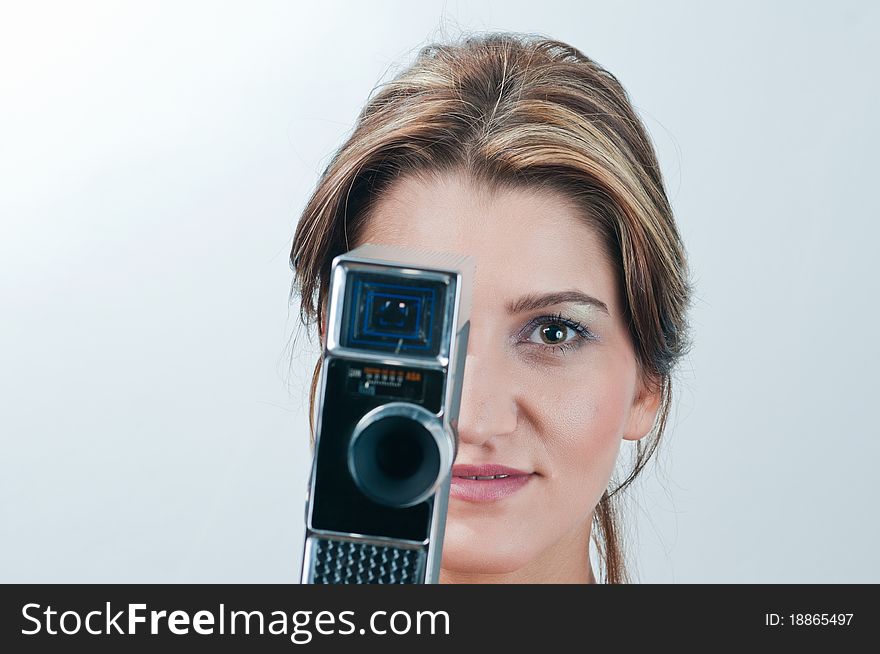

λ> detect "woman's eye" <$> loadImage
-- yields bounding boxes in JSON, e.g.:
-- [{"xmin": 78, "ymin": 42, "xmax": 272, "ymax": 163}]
[
  {"xmin": 521, "ymin": 315, "xmax": 594, "ymax": 354},
  {"xmin": 529, "ymin": 322, "xmax": 576, "ymax": 346}
]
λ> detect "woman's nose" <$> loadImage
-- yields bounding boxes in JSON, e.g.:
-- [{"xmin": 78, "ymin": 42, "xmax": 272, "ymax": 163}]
[{"xmin": 452, "ymin": 349, "xmax": 518, "ymax": 447}]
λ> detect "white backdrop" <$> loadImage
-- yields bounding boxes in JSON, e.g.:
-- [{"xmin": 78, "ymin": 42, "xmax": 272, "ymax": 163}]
[{"xmin": 2, "ymin": 0, "xmax": 877, "ymax": 582}]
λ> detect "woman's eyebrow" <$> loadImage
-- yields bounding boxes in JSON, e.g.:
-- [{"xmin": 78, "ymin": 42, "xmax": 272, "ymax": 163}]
[{"xmin": 505, "ymin": 290, "xmax": 609, "ymax": 315}]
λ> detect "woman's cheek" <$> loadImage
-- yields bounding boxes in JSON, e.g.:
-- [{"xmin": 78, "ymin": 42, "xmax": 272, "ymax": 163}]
[{"xmin": 550, "ymin": 363, "xmax": 632, "ymax": 489}]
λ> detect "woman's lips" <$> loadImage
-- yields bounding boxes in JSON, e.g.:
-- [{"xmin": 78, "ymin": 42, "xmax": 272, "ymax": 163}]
[{"xmin": 449, "ymin": 464, "xmax": 535, "ymax": 502}]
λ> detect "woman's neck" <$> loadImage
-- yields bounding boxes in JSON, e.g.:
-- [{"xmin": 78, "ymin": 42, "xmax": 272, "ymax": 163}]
[{"xmin": 438, "ymin": 518, "xmax": 596, "ymax": 584}]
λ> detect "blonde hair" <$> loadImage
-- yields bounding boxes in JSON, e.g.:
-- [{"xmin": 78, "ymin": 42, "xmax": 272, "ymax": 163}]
[{"xmin": 290, "ymin": 32, "xmax": 692, "ymax": 583}]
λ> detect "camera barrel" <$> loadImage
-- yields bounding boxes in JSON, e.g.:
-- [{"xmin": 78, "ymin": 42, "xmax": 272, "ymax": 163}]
[{"xmin": 348, "ymin": 402, "xmax": 453, "ymax": 508}]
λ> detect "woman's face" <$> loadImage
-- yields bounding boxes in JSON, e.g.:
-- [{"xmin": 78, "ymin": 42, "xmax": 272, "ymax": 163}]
[{"xmin": 353, "ymin": 170, "xmax": 661, "ymax": 582}]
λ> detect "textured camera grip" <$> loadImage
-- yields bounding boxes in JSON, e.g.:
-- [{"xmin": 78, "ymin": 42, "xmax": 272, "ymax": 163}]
[{"xmin": 308, "ymin": 536, "xmax": 426, "ymax": 584}]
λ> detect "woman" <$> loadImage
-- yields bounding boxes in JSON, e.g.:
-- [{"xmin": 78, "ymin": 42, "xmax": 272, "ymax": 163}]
[{"xmin": 290, "ymin": 32, "xmax": 692, "ymax": 583}]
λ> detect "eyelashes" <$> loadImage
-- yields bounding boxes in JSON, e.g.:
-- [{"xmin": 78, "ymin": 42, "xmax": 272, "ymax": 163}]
[{"xmin": 519, "ymin": 311, "xmax": 598, "ymax": 356}]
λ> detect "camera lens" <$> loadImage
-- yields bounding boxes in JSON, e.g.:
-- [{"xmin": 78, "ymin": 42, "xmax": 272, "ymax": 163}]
[
  {"xmin": 348, "ymin": 410, "xmax": 447, "ymax": 508},
  {"xmin": 375, "ymin": 428, "xmax": 424, "ymax": 480}
]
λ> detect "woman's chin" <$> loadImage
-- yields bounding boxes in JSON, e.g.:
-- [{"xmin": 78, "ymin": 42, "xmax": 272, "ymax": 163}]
[
  {"xmin": 438, "ymin": 541, "xmax": 533, "ymax": 576},
  {"xmin": 439, "ymin": 516, "xmax": 541, "ymax": 575}
]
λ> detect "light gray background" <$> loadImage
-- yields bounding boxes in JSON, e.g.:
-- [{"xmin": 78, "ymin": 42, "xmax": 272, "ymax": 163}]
[{"xmin": 2, "ymin": 0, "xmax": 877, "ymax": 583}]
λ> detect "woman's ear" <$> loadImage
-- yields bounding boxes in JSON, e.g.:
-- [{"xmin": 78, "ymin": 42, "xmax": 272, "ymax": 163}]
[{"xmin": 622, "ymin": 374, "xmax": 663, "ymax": 441}]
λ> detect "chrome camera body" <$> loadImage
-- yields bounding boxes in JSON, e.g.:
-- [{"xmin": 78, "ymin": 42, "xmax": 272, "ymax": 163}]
[{"xmin": 300, "ymin": 243, "xmax": 473, "ymax": 584}]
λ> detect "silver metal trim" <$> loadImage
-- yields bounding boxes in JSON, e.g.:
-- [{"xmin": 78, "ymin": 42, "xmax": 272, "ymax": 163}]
[
  {"xmin": 306, "ymin": 529, "xmax": 427, "ymax": 549},
  {"xmin": 300, "ymin": 532, "xmax": 317, "ymax": 584},
  {"xmin": 441, "ymin": 271, "xmax": 465, "ymax": 433},
  {"xmin": 423, "ymin": 471, "xmax": 452, "ymax": 583},
  {"xmin": 303, "ymin": 359, "xmax": 329, "ymax": 538},
  {"xmin": 307, "ymin": 529, "xmax": 430, "ymax": 549},
  {"xmin": 323, "ymin": 347, "xmax": 450, "ymax": 370}
]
